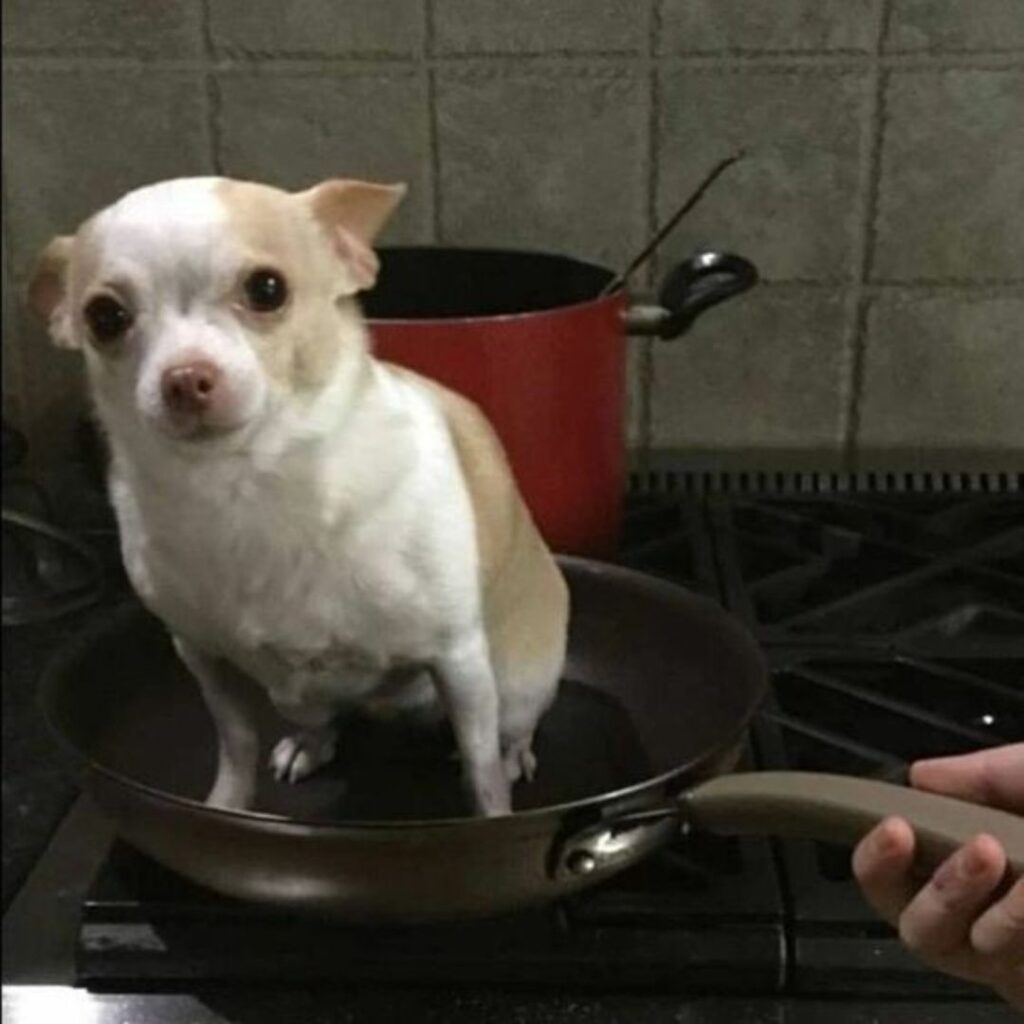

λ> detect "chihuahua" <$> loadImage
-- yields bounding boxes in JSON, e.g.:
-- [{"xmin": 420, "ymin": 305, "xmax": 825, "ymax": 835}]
[{"xmin": 28, "ymin": 176, "xmax": 568, "ymax": 817}]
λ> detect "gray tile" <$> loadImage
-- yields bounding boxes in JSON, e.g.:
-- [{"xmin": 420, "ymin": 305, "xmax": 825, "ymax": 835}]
[
  {"xmin": 658, "ymin": 0, "xmax": 878, "ymax": 54},
  {"xmin": 886, "ymin": 0, "xmax": 1024, "ymax": 52},
  {"xmin": 209, "ymin": 0, "xmax": 423, "ymax": 57},
  {"xmin": 2, "ymin": 230, "xmax": 25, "ymax": 427},
  {"xmin": 436, "ymin": 69, "xmax": 648, "ymax": 268},
  {"xmin": 873, "ymin": 70, "xmax": 1024, "ymax": 281},
  {"xmin": 857, "ymin": 293, "xmax": 1024, "ymax": 469},
  {"xmin": 3, "ymin": 69, "xmax": 210, "ymax": 461},
  {"xmin": 651, "ymin": 288, "xmax": 847, "ymax": 463},
  {"xmin": 216, "ymin": 71, "xmax": 431, "ymax": 244},
  {"xmin": 656, "ymin": 70, "xmax": 869, "ymax": 282},
  {"xmin": 2, "ymin": 0, "xmax": 201, "ymax": 56},
  {"xmin": 7, "ymin": 309, "xmax": 88, "ymax": 464},
  {"xmin": 3, "ymin": 69, "xmax": 211, "ymax": 266},
  {"xmin": 432, "ymin": 0, "xmax": 647, "ymax": 55}
]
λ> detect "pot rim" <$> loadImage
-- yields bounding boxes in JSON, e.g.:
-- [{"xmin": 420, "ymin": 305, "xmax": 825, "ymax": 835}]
[{"xmin": 364, "ymin": 244, "xmax": 628, "ymax": 329}]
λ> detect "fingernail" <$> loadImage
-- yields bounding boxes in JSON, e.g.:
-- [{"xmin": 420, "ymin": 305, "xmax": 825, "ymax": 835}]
[
  {"xmin": 874, "ymin": 822, "xmax": 898, "ymax": 857},
  {"xmin": 934, "ymin": 844, "xmax": 988, "ymax": 891},
  {"xmin": 960, "ymin": 844, "xmax": 989, "ymax": 879}
]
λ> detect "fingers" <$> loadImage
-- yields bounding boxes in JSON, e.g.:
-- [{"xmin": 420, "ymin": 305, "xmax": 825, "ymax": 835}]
[
  {"xmin": 971, "ymin": 875, "xmax": 1024, "ymax": 961},
  {"xmin": 853, "ymin": 759, "xmax": 1024, "ymax": 1014},
  {"xmin": 852, "ymin": 816, "xmax": 917, "ymax": 925},
  {"xmin": 898, "ymin": 834, "xmax": 1007, "ymax": 957},
  {"xmin": 910, "ymin": 744, "xmax": 1024, "ymax": 813}
]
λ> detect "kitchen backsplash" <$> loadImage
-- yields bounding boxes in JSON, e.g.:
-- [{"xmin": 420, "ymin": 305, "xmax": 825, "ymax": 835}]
[{"xmin": 3, "ymin": 0, "xmax": 1022, "ymax": 471}]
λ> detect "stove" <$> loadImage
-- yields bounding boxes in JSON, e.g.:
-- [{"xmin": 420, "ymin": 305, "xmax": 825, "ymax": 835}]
[
  {"xmin": 4, "ymin": 472, "xmax": 1022, "ymax": 1021},
  {"xmin": 705, "ymin": 487, "xmax": 1023, "ymax": 998}
]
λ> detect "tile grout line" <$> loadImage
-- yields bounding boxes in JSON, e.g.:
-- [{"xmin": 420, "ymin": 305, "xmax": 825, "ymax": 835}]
[
  {"xmin": 423, "ymin": 0, "xmax": 442, "ymax": 244},
  {"xmin": 641, "ymin": 0, "xmax": 660, "ymax": 293},
  {"xmin": 636, "ymin": 0, "xmax": 661, "ymax": 468},
  {"xmin": 3, "ymin": 52, "xmax": 1022, "ymax": 74},
  {"xmin": 763, "ymin": 278, "xmax": 1024, "ymax": 291},
  {"xmin": 199, "ymin": 0, "xmax": 223, "ymax": 174},
  {"xmin": 840, "ymin": 0, "xmax": 892, "ymax": 472}
]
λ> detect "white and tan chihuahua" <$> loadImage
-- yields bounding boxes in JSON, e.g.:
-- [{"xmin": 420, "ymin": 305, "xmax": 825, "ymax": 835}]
[{"xmin": 28, "ymin": 176, "xmax": 568, "ymax": 817}]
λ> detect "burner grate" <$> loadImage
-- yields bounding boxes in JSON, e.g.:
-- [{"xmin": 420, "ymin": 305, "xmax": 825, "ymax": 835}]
[
  {"xmin": 706, "ymin": 494, "xmax": 1024, "ymax": 652},
  {"xmin": 630, "ymin": 466, "xmax": 1024, "ymax": 497},
  {"xmin": 622, "ymin": 484, "xmax": 1022, "ymax": 996}
]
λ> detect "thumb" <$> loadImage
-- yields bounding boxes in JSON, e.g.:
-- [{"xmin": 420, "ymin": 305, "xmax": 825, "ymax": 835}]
[{"xmin": 910, "ymin": 744, "xmax": 1024, "ymax": 813}]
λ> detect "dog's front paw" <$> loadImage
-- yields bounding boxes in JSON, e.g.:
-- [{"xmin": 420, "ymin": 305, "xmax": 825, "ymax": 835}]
[
  {"xmin": 467, "ymin": 759, "xmax": 513, "ymax": 817},
  {"xmin": 205, "ymin": 775, "xmax": 255, "ymax": 811},
  {"xmin": 503, "ymin": 737, "xmax": 538, "ymax": 785},
  {"xmin": 270, "ymin": 728, "xmax": 338, "ymax": 784}
]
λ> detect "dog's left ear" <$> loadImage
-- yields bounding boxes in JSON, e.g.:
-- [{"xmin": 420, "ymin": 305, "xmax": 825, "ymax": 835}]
[
  {"xmin": 299, "ymin": 179, "xmax": 406, "ymax": 291},
  {"xmin": 27, "ymin": 235, "xmax": 77, "ymax": 348}
]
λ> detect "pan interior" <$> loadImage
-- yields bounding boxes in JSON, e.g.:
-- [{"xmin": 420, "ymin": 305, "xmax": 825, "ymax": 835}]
[
  {"xmin": 43, "ymin": 560, "xmax": 766, "ymax": 824},
  {"xmin": 362, "ymin": 247, "xmax": 614, "ymax": 320}
]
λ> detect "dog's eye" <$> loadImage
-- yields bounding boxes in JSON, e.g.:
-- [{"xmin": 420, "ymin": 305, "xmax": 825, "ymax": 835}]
[
  {"xmin": 243, "ymin": 269, "xmax": 288, "ymax": 312},
  {"xmin": 83, "ymin": 295, "xmax": 133, "ymax": 342}
]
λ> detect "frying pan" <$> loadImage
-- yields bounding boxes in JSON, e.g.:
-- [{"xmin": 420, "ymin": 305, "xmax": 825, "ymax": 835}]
[{"xmin": 41, "ymin": 558, "xmax": 1024, "ymax": 922}]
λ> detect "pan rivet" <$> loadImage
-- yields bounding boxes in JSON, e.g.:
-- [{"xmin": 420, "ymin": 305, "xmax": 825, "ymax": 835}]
[{"xmin": 567, "ymin": 850, "xmax": 598, "ymax": 875}]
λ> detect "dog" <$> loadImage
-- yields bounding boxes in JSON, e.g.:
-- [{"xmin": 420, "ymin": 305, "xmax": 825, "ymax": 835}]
[{"xmin": 28, "ymin": 176, "xmax": 569, "ymax": 817}]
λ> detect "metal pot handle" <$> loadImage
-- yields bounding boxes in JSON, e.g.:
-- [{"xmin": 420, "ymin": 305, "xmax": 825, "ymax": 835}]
[
  {"xmin": 622, "ymin": 252, "xmax": 758, "ymax": 341},
  {"xmin": 554, "ymin": 771, "xmax": 1024, "ymax": 881}
]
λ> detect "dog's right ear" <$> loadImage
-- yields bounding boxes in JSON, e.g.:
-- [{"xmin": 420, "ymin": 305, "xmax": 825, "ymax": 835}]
[{"xmin": 27, "ymin": 235, "xmax": 77, "ymax": 348}]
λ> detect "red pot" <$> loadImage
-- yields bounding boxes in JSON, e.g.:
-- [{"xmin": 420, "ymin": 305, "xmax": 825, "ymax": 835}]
[{"xmin": 366, "ymin": 248, "xmax": 756, "ymax": 556}]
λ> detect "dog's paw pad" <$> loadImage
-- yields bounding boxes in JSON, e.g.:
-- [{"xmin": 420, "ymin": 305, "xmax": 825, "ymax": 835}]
[
  {"xmin": 503, "ymin": 744, "xmax": 537, "ymax": 785},
  {"xmin": 468, "ymin": 761, "xmax": 513, "ymax": 817},
  {"xmin": 270, "ymin": 731, "xmax": 337, "ymax": 784},
  {"xmin": 205, "ymin": 781, "xmax": 255, "ymax": 810}
]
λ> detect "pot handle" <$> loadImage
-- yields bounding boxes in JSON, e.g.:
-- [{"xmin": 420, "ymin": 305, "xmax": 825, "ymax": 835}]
[
  {"xmin": 622, "ymin": 251, "xmax": 758, "ymax": 341},
  {"xmin": 554, "ymin": 771, "xmax": 1024, "ymax": 882}
]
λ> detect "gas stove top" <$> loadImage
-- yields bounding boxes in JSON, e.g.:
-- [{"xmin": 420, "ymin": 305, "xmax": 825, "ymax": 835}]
[{"xmin": 4, "ymin": 478, "xmax": 1022, "ymax": 1019}]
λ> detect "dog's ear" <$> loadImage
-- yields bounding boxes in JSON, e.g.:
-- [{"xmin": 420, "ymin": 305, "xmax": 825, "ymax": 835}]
[
  {"xmin": 27, "ymin": 235, "xmax": 77, "ymax": 348},
  {"xmin": 298, "ymin": 179, "xmax": 406, "ymax": 291}
]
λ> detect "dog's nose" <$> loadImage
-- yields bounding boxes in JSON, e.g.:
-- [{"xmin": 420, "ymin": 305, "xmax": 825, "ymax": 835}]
[{"xmin": 161, "ymin": 361, "xmax": 221, "ymax": 415}]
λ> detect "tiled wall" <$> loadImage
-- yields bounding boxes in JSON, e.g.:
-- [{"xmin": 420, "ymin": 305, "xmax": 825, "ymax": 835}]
[{"xmin": 3, "ymin": 1, "xmax": 1022, "ymax": 471}]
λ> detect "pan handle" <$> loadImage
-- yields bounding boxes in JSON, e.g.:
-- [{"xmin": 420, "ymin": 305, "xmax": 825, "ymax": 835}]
[
  {"xmin": 683, "ymin": 771, "xmax": 1024, "ymax": 877},
  {"xmin": 554, "ymin": 771, "xmax": 1024, "ymax": 882},
  {"xmin": 622, "ymin": 252, "xmax": 758, "ymax": 341}
]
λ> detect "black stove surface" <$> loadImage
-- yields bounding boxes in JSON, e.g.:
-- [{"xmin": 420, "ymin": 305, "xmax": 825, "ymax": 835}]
[
  {"xmin": 704, "ymin": 492, "xmax": 1023, "ymax": 997},
  {"xmin": 71, "ymin": 490, "xmax": 1023, "ymax": 1002}
]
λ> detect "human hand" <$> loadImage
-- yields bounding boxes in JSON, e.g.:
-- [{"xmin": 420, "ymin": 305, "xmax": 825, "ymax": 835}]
[{"xmin": 852, "ymin": 743, "xmax": 1024, "ymax": 1010}]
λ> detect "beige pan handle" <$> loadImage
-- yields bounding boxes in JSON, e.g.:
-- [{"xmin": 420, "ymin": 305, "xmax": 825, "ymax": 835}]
[{"xmin": 683, "ymin": 771, "xmax": 1024, "ymax": 876}]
